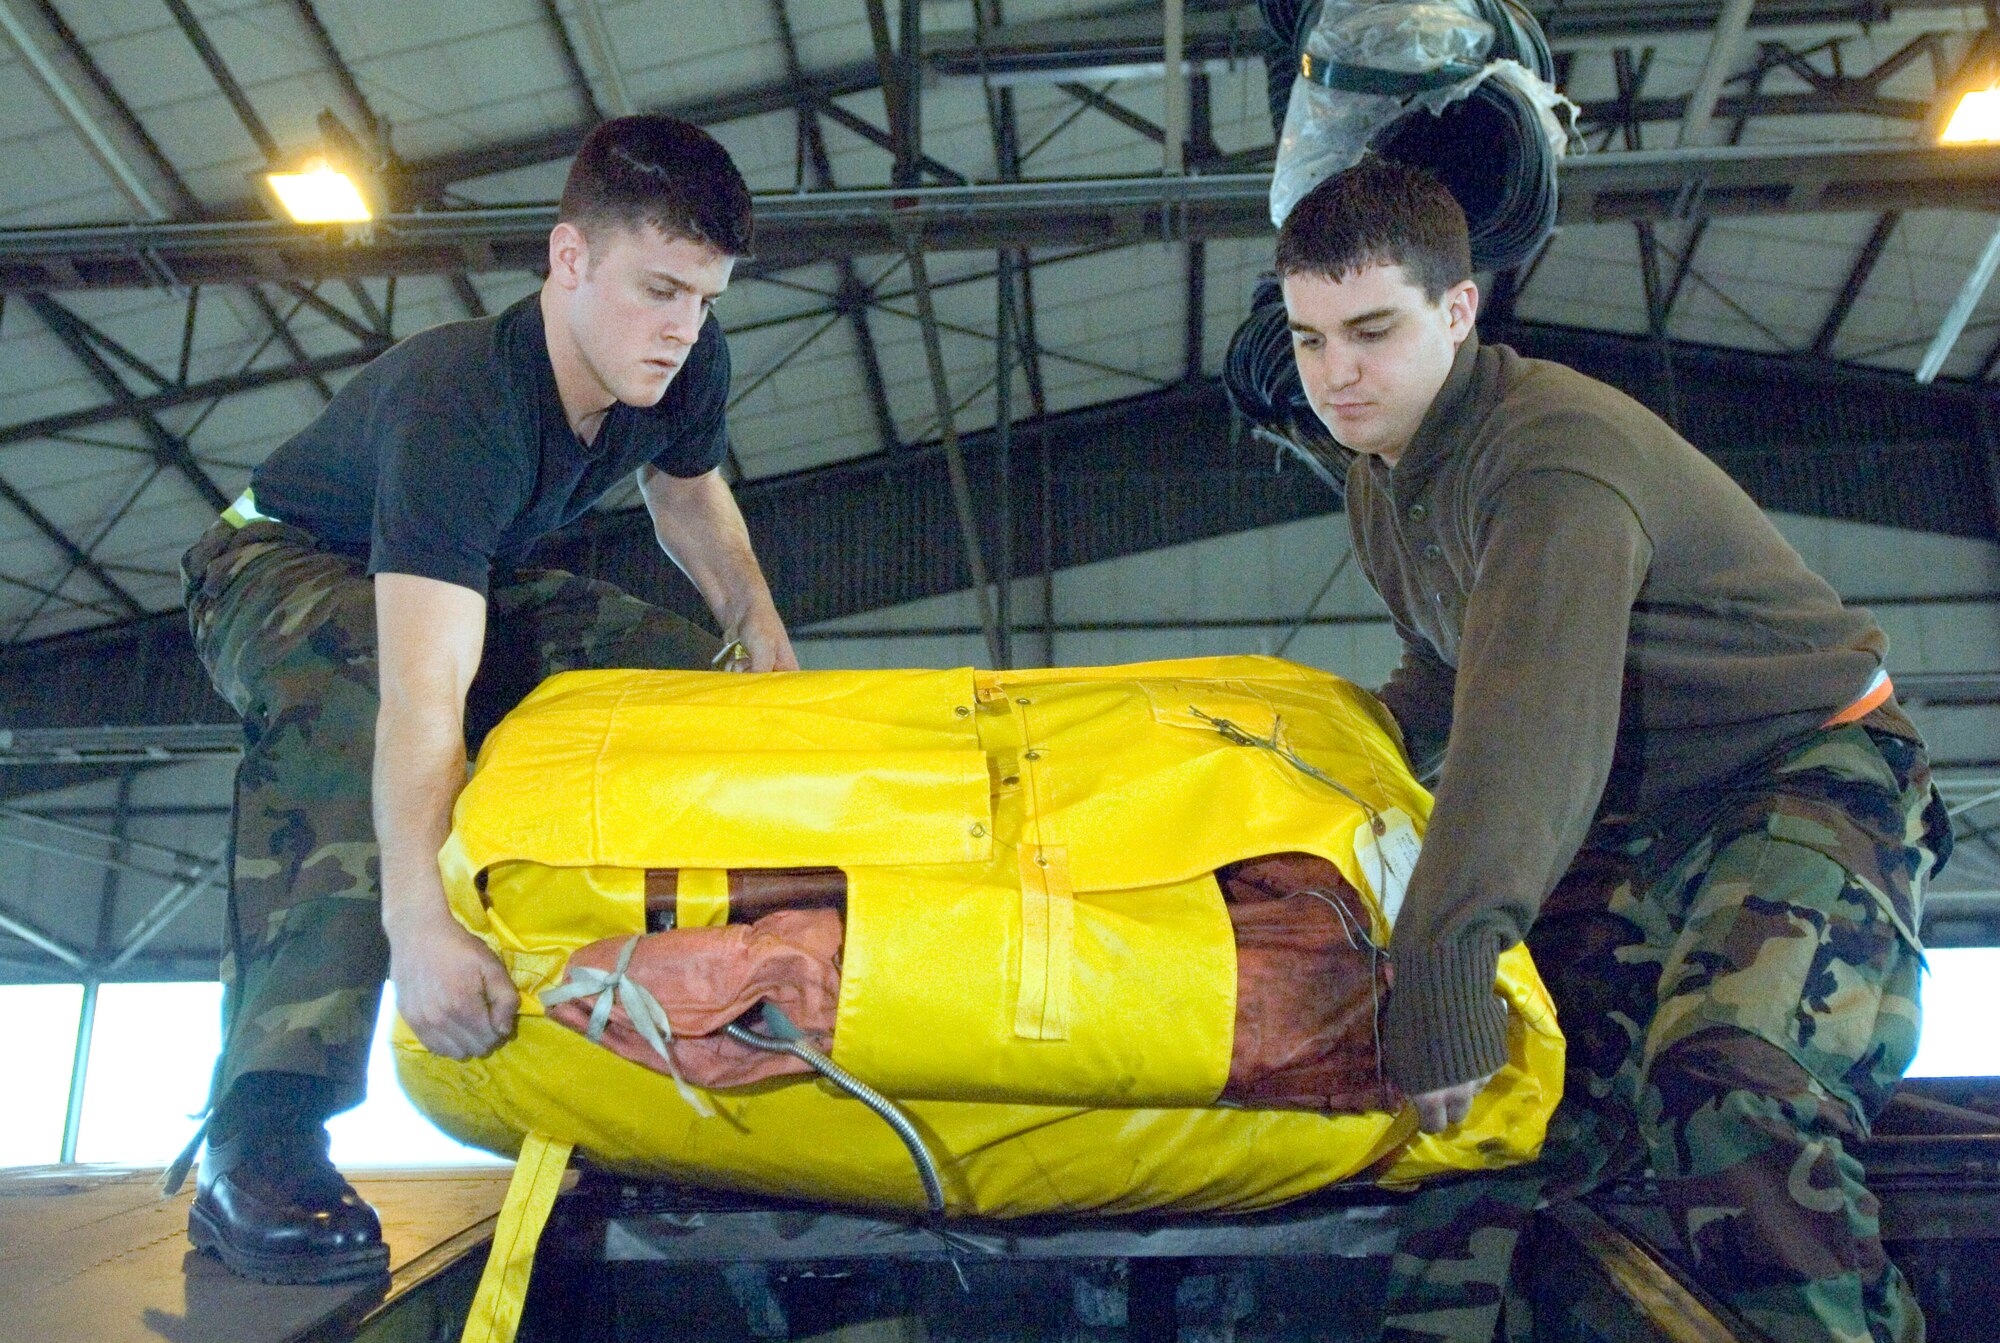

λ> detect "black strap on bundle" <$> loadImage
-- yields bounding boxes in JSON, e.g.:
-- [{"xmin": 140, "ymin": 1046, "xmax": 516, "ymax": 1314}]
[{"xmin": 1262, "ymin": 0, "xmax": 1563, "ymax": 271}]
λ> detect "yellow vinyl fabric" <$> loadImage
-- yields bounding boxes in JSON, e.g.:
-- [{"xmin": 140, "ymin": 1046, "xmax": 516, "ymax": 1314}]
[{"xmin": 396, "ymin": 656, "xmax": 1564, "ymax": 1216}]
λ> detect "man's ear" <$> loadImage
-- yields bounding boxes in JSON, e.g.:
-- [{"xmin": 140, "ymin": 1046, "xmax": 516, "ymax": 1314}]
[
  {"xmin": 1446, "ymin": 279, "xmax": 1480, "ymax": 343},
  {"xmin": 547, "ymin": 221, "xmax": 589, "ymax": 290}
]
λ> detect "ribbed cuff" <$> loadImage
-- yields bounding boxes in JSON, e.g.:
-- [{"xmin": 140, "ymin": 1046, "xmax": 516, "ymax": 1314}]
[{"xmin": 1381, "ymin": 931, "xmax": 1511, "ymax": 1095}]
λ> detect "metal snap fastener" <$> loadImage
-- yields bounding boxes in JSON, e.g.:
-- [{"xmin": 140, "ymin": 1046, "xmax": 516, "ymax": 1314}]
[
  {"xmin": 969, "ymin": 823, "xmax": 987, "ymax": 838},
  {"xmin": 1001, "ymin": 775, "xmax": 1019, "ymax": 786},
  {"xmin": 1409, "ymin": 503, "xmax": 1429, "ymax": 521},
  {"xmin": 1423, "ymin": 542, "xmax": 1443, "ymax": 560},
  {"xmin": 1024, "ymin": 750, "xmax": 1042, "ymax": 761},
  {"xmin": 954, "ymin": 705, "xmax": 972, "ymax": 718},
  {"xmin": 1015, "ymin": 697, "xmax": 1032, "ymax": 705}
]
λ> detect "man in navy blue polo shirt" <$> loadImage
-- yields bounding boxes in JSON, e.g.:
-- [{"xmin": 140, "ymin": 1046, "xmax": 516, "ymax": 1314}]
[{"xmin": 175, "ymin": 114, "xmax": 795, "ymax": 1283}]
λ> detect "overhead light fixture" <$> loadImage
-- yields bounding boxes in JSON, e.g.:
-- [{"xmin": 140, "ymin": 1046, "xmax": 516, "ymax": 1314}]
[
  {"xmin": 264, "ymin": 158, "xmax": 372, "ymax": 224},
  {"xmin": 258, "ymin": 110, "xmax": 385, "ymax": 230},
  {"xmin": 1940, "ymin": 87, "xmax": 2000, "ymax": 144}
]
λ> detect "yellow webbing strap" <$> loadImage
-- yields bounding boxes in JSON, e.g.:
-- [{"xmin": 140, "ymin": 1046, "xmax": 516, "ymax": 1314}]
[
  {"xmin": 459, "ymin": 1131, "xmax": 574, "ymax": 1343},
  {"xmin": 676, "ymin": 868, "xmax": 730, "ymax": 927},
  {"xmin": 1013, "ymin": 843, "xmax": 1074, "ymax": 1040}
]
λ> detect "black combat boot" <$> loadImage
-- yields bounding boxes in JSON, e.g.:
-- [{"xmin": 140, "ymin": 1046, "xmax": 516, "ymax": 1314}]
[{"xmin": 186, "ymin": 1073, "xmax": 388, "ymax": 1284}]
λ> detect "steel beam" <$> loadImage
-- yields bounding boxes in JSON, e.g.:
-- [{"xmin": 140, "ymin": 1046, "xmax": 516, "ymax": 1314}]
[
  {"xmin": 288, "ymin": 0, "xmax": 378, "ymax": 149},
  {"xmin": 8, "ymin": 0, "xmax": 334, "ymax": 417},
  {"xmin": 0, "ymin": 803, "xmax": 219, "ymax": 876},
  {"xmin": 14, "ymin": 141, "xmax": 2000, "ymax": 296},
  {"xmin": 923, "ymin": 1, "xmax": 1981, "ymax": 73},
  {"xmin": 566, "ymin": 0, "xmax": 633, "ymax": 118},
  {"xmin": 1813, "ymin": 210, "xmax": 1900, "ymax": 359},
  {"xmin": 1916, "ymin": 221, "xmax": 2000, "ymax": 384},
  {"xmin": 217, "ymin": 4, "xmax": 1982, "ymax": 209},
  {"xmin": 816, "ymin": 101, "xmax": 969, "ymax": 185},
  {"xmin": 0, "ymin": 341, "xmax": 384, "ymax": 448},
  {"xmin": 58, "ymin": 978, "xmax": 97, "ymax": 1162},
  {"xmin": 1681, "ymin": 0, "xmax": 1766, "ymax": 148},
  {"xmin": 866, "ymin": 0, "xmax": 1003, "ymax": 666},
  {"xmin": 0, "ymin": 319, "xmax": 1994, "ymax": 724},
  {"xmin": 539, "ymin": 0, "xmax": 604, "ymax": 126},
  {"xmin": 0, "ymin": 905, "xmax": 89, "ymax": 971},
  {"xmin": 0, "ymin": 723, "xmax": 242, "ymax": 764},
  {"xmin": 163, "ymin": 0, "xmax": 279, "ymax": 162},
  {"xmin": 0, "ymin": 473, "xmax": 144, "ymax": 617},
  {"xmin": 104, "ymin": 844, "xmax": 227, "ymax": 972},
  {"xmin": 771, "ymin": 0, "xmax": 901, "ymax": 457},
  {"xmin": 24, "ymin": 294, "xmax": 229, "ymax": 508},
  {"xmin": 0, "ymin": 1, "xmax": 170, "ymax": 217}
]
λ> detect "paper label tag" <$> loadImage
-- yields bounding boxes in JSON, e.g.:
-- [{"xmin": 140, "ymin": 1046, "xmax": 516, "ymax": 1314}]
[{"xmin": 1352, "ymin": 807, "xmax": 1422, "ymax": 928}]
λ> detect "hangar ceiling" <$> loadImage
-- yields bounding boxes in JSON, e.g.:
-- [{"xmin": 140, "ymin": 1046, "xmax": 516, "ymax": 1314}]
[{"xmin": 0, "ymin": 0, "xmax": 1998, "ymax": 984}]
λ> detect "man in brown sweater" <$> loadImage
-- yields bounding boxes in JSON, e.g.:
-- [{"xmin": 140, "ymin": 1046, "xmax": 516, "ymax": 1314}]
[{"xmin": 1276, "ymin": 157, "xmax": 1952, "ymax": 1343}]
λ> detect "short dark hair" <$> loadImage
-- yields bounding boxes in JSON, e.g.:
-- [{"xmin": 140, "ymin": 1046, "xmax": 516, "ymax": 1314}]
[
  {"xmin": 1274, "ymin": 156, "xmax": 1470, "ymax": 302},
  {"xmin": 559, "ymin": 114, "xmax": 754, "ymax": 257}
]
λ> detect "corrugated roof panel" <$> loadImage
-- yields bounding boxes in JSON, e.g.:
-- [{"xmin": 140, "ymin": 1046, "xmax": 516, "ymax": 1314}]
[
  {"xmin": 1025, "ymin": 245, "xmax": 1187, "ymax": 385},
  {"xmin": 1513, "ymin": 222, "xmax": 1653, "ymax": 335},
  {"xmin": 722, "ymin": 278, "xmax": 844, "ymax": 337},
  {"xmin": 300, "ymin": 8, "xmax": 592, "ymax": 167},
  {"xmin": 1664, "ymin": 214, "xmax": 1878, "ymax": 352},
  {"xmin": 732, "ymin": 410, "xmax": 884, "ymax": 481},
  {"xmin": 89, "ymin": 491, "xmax": 219, "ymax": 572},
  {"xmin": 443, "ymin": 156, "xmax": 571, "ymax": 206},
  {"xmin": 0, "ymin": 45, "xmax": 154, "ymax": 224},
  {"xmin": 0, "ymin": 360, "xmax": 121, "ymax": 434},
  {"xmin": 782, "ymin": 0, "xmax": 885, "ymax": 75},
  {"xmin": 0, "ymin": 438, "xmax": 152, "ymax": 506},
  {"xmin": 173, "ymin": 382, "xmax": 336, "ymax": 470},
  {"xmin": 1829, "ymin": 208, "xmax": 2000, "ymax": 375},
  {"xmin": 707, "ymin": 107, "xmax": 819, "ymax": 193},
  {"xmin": 618, "ymin": 3, "xmax": 786, "ymax": 110}
]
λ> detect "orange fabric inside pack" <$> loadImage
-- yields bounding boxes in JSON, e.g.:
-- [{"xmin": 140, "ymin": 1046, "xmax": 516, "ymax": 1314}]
[{"xmin": 548, "ymin": 854, "xmax": 1401, "ymax": 1113}]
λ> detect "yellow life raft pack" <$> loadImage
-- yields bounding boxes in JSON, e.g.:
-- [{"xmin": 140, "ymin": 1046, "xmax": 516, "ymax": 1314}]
[{"xmin": 395, "ymin": 657, "xmax": 1563, "ymax": 1340}]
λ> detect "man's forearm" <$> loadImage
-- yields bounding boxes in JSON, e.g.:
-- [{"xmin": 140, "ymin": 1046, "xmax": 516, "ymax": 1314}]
[
  {"xmin": 648, "ymin": 470, "xmax": 774, "ymax": 627},
  {"xmin": 373, "ymin": 695, "xmax": 468, "ymax": 938},
  {"xmin": 641, "ymin": 468, "xmax": 795, "ymax": 670}
]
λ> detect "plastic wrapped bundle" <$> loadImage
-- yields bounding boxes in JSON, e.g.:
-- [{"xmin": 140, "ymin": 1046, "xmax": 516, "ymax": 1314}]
[
  {"xmin": 1225, "ymin": 1, "xmax": 1575, "ymax": 469},
  {"xmin": 1267, "ymin": 0, "xmax": 1575, "ymax": 272}
]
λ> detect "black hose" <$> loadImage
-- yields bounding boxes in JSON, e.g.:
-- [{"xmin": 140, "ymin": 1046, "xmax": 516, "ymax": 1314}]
[
  {"xmin": 1371, "ymin": 77, "xmax": 1557, "ymax": 272},
  {"xmin": 1223, "ymin": 275, "xmax": 1352, "ymax": 500}
]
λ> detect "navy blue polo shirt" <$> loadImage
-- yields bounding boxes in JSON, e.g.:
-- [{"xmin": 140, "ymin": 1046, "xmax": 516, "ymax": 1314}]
[{"xmin": 251, "ymin": 294, "xmax": 730, "ymax": 594}]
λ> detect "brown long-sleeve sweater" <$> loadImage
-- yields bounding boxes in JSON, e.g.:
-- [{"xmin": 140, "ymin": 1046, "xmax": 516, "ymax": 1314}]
[{"xmin": 1349, "ymin": 331, "xmax": 1910, "ymax": 1094}]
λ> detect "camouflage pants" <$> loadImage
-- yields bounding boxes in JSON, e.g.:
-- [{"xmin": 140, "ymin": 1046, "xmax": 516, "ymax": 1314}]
[
  {"xmin": 182, "ymin": 518, "xmax": 720, "ymax": 1116},
  {"xmin": 1382, "ymin": 722, "xmax": 1953, "ymax": 1343}
]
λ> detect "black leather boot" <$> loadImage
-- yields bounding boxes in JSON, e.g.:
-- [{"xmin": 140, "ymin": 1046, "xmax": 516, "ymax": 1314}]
[{"xmin": 188, "ymin": 1122, "xmax": 389, "ymax": 1284}]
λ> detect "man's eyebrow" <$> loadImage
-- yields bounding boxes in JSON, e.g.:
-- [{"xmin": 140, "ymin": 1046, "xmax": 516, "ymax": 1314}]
[
  {"xmin": 642, "ymin": 267, "xmax": 727, "ymax": 301},
  {"xmin": 1340, "ymin": 307, "xmax": 1399, "ymax": 328}
]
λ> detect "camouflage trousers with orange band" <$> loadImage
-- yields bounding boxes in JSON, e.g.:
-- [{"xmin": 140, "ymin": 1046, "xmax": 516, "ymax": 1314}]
[
  {"xmin": 1381, "ymin": 720, "xmax": 1952, "ymax": 1343},
  {"xmin": 181, "ymin": 517, "xmax": 720, "ymax": 1118}
]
